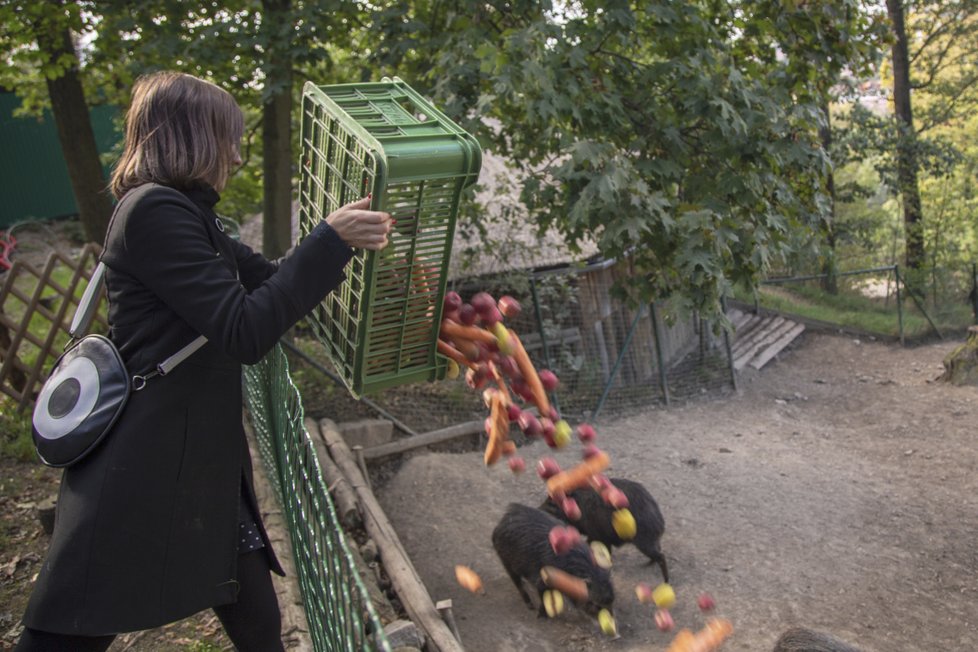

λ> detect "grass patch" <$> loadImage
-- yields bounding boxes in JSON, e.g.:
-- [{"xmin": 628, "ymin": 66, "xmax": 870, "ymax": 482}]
[{"xmin": 736, "ymin": 282, "xmax": 973, "ymax": 339}]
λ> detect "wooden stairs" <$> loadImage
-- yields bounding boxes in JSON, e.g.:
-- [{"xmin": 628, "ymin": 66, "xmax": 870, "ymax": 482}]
[{"xmin": 728, "ymin": 308, "xmax": 806, "ymax": 371}]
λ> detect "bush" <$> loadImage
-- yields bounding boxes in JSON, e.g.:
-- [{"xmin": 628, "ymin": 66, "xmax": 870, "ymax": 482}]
[{"xmin": 0, "ymin": 399, "xmax": 36, "ymax": 462}]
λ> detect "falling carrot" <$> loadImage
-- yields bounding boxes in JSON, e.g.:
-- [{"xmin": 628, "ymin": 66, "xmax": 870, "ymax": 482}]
[
  {"xmin": 546, "ymin": 451, "xmax": 610, "ymax": 497},
  {"xmin": 540, "ymin": 566, "xmax": 588, "ymax": 602},
  {"xmin": 437, "ymin": 339, "xmax": 477, "ymax": 370},
  {"xmin": 665, "ymin": 618, "xmax": 734, "ymax": 652},
  {"xmin": 483, "ymin": 392, "xmax": 509, "ymax": 466},
  {"xmin": 440, "ymin": 319, "xmax": 499, "ymax": 346},
  {"xmin": 508, "ymin": 329, "xmax": 552, "ymax": 417},
  {"xmin": 455, "ymin": 565, "xmax": 484, "ymax": 594}
]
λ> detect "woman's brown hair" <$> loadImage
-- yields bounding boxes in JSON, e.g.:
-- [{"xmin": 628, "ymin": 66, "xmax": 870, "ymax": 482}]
[{"xmin": 110, "ymin": 71, "xmax": 244, "ymax": 198}]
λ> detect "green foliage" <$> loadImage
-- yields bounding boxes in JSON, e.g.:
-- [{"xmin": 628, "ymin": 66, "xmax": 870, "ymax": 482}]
[
  {"xmin": 369, "ymin": 0, "xmax": 887, "ymax": 320},
  {"xmin": 0, "ymin": 399, "xmax": 35, "ymax": 462}
]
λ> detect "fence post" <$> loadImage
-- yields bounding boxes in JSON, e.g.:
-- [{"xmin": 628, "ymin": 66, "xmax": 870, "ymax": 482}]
[
  {"xmin": 720, "ymin": 296, "xmax": 738, "ymax": 392},
  {"xmin": 592, "ymin": 305, "xmax": 645, "ymax": 420},
  {"xmin": 895, "ymin": 265, "xmax": 905, "ymax": 346},
  {"xmin": 649, "ymin": 302, "xmax": 671, "ymax": 406},
  {"xmin": 529, "ymin": 275, "xmax": 560, "ymax": 415}
]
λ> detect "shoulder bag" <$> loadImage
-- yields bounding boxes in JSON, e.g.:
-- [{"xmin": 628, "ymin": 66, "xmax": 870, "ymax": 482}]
[{"xmin": 32, "ymin": 262, "xmax": 208, "ymax": 467}]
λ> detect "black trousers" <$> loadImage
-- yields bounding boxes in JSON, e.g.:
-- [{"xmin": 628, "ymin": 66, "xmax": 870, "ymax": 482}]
[{"xmin": 14, "ymin": 550, "xmax": 284, "ymax": 652}]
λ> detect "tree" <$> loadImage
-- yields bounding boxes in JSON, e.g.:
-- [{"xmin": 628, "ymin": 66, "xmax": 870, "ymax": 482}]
[
  {"xmin": 0, "ymin": 0, "xmax": 113, "ymax": 242},
  {"xmin": 90, "ymin": 0, "xmax": 367, "ymax": 256},
  {"xmin": 886, "ymin": 0, "xmax": 926, "ymax": 280},
  {"xmin": 372, "ymin": 0, "xmax": 883, "ymax": 319}
]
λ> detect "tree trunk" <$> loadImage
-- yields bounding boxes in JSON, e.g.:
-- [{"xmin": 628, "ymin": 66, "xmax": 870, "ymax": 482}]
[
  {"xmin": 37, "ymin": 21, "xmax": 113, "ymax": 243},
  {"xmin": 261, "ymin": 0, "xmax": 294, "ymax": 259},
  {"xmin": 886, "ymin": 0, "xmax": 925, "ymax": 284},
  {"xmin": 819, "ymin": 99, "xmax": 838, "ymax": 294}
]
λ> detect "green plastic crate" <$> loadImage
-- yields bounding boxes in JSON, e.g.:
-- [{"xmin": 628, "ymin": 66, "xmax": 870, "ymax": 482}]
[{"xmin": 297, "ymin": 77, "xmax": 482, "ymax": 397}]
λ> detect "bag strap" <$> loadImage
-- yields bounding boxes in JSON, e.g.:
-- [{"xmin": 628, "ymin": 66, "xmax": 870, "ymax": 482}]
[
  {"xmin": 69, "ymin": 261, "xmax": 107, "ymax": 338},
  {"xmin": 69, "ymin": 260, "xmax": 210, "ymax": 391}
]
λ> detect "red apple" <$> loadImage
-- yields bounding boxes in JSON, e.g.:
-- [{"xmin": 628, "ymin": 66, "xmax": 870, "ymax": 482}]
[
  {"xmin": 470, "ymin": 291, "xmax": 496, "ymax": 316},
  {"xmin": 582, "ymin": 444, "xmax": 603, "ymax": 460},
  {"xmin": 443, "ymin": 291, "xmax": 462, "ymax": 312},
  {"xmin": 506, "ymin": 403, "xmax": 522, "ymax": 422},
  {"xmin": 577, "ymin": 423, "xmax": 597, "ymax": 443},
  {"xmin": 697, "ymin": 592, "xmax": 716, "ymax": 612},
  {"xmin": 560, "ymin": 496, "xmax": 581, "ymax": 521},
  {"xmin": 538, "ymin": 369, "xmax": 559, "ymax": 391},
  {"xmin": 602, "ymin": 486, "xmax": 630, "ymax": 509},
  {"xmin": 507, "ymin": 456, "xmax": 526, "ymax": 474},
  {"xmin": 654, "ymin": 609, "xmax": 674, "ymax": 632},
  {"xmin": 539, "ymin": 417, "xmax": 556, "ymax": 439},
  {"xmin": 496, "ymin": 356, "xmax": 519, "ymax": 378},
  {"xmin": 517, "ymin": 411, "xmax": 542, "ymax": 436},
  {"xmin": 549, "ymin": 527, "xmax": 574, "ymax": 555},
  {"xmin": 458, "ymin": 303, "xmax": 477, "ymax": 325},
  {"xmin": 497, "ymin": 295, "xmax": 521, "ymax": 318},
  {"xmin": 536, "ymin": 457, "xmax": 561, "ymax": 479},
  {"xmin": 465, "ymin": 365, "xmax": 489, "ymax": 390},
  {"xmin": 479, "ymin": 306, "xmax": 502, "ymax": 328}
]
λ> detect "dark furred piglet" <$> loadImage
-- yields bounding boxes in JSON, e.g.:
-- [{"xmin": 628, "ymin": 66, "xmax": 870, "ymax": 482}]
[
  {"xmin": 772, "ymin": 627, "xmax": 863, "ymax": 652},
  {"xmin": 492, "ymin": 503, "xmax": 614, "ymax": 617},
  {"xmin": 541, "ymin": 477, "xmax": 668, "ymax": 582}
]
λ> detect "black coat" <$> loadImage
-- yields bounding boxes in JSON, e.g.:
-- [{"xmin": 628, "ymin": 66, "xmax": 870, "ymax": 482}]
[{"xmin": 23, "ymin": 183, "xmax": 353, "ymax": 635}]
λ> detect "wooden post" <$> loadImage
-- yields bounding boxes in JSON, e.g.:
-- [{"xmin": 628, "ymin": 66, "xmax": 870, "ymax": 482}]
[
  {"xmin": 304, "ymin": 417, "xmax": 361, "ymax": 531},
  {"xmin": 316, "ymin": 418, "xmax": 465, "ymax": 652}
]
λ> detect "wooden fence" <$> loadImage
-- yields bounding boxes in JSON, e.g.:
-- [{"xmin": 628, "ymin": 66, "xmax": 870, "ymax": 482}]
[{"xmin": 0, "ymin": 244, "xmax": 104, "ymax": 411}]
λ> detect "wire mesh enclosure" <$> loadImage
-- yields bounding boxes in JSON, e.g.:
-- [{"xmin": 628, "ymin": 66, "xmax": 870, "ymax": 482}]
[
  {"xmin": 297, "ymin": 78, "xmax": 482, "ymax": 397},
  {"xmin": 244, "ymin": 344, "xmax": 392, "ymax": 652},
  {"xmin": 290, "ymin": 260, "xmax": 739, "ymax": 432}
]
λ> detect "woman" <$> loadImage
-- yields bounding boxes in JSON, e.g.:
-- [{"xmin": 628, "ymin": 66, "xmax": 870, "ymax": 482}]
[{"xmin": 16, "ymin": 71, "xmax": 392, "ymax": 651}]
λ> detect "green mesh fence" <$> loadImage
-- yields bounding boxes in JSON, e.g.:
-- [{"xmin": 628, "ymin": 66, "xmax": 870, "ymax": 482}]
[{"xmin": 243, "ymin": 343, "xmax": 392, "ymax": 652}]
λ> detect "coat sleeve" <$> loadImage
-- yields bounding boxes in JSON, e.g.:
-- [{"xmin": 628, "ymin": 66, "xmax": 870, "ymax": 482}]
[
  {"xmin": 226, "ymin": 236, "xmax": 278, "ymax": 290},
  {"xmin": 108, "ymin": 189, "xmax": 353, "ymax": 364}
]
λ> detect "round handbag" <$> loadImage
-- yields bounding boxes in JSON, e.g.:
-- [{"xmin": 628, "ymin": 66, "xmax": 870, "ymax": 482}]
[{"xmin": 32, "ymin": 334, "xmax": 131, "ymax": 467}]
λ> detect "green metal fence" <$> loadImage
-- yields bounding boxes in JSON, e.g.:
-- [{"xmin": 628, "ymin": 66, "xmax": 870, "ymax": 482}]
[{"xmin": 243, "ymin": 343, "xmax": 392, "ymax": 652}]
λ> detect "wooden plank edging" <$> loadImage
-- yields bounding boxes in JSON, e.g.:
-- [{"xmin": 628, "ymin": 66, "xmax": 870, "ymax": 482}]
[
  {"xmin": 315, "ymin": 418, "xmax": 466, "ymax": 652},
  {"xmin": 362, "ymin": 420, "xmax": 485, "ymax": 461}
]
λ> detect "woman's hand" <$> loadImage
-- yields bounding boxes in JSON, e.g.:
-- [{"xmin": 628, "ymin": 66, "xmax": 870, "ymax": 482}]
[{"xmin": 326, "ymin": 196, "xmax": 393, "ymax": 251}]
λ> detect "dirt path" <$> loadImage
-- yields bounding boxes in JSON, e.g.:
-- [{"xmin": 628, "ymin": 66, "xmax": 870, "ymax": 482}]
[{"xmin": 373, "ymin": 332, "xmax": 978, "ymax": 652}]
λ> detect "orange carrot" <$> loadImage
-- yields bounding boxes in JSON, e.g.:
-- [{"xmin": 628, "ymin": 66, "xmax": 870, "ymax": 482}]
[
  {"xmin": 508, "ymin": 329, "xmax": 552, "ymax": 417},
  {"xmin": 483, "ymin": 392, "xmax": 509, "ymax": 466},
  {"xmin": 487, "ymin": 360, "xmax": 513, "ymax": 403},
  {"xmin": 440, "ymin": 319, "xmax": 499, "ymax": 346},
  {"xmin": 546, "ymin": 451, "xmax": 610, "ymax": 497},
  {"xmin": 540, "ymin": 566, "xmax": 588, "ymax": 602},
  {"xmin": 665, "ymin": 618, "xmax": 734, "ymax": 652},
  {"xmin": 455, "ymin": 565, "xmax": 484, "ymax": 594},
  {"xmin": 437, "ymin": 339, "xmax": 477, "ymax": 370}
]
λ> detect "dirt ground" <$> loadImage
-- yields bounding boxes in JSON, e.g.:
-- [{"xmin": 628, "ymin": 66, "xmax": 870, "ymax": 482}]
[{"xmin": 372, "ymin": 332, "xmax": 978, "ymax": 652}]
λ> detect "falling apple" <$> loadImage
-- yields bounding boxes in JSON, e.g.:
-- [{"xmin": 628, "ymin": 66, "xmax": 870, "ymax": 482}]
[
  {"xmin": 538, "ymin": 369, "xmax": 559, "ymax": 391},
  {"xmin": 497, "ymin": 295, "xmax": 521, "ymax": 318}
]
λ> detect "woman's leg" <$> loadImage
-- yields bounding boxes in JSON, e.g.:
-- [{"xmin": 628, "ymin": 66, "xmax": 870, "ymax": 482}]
[
  {"xmin": 212, "ymin": 549, "xmax": 285, "ymax": 652},
  {"xmin": 13, "ymin": 628, "xmax": 115, "ymax": 652}
]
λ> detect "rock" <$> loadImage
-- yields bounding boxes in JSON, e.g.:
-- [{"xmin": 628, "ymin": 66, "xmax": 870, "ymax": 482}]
[
  {"xmin": 360, "ymin": 539, "xmax": 379, "ymax": 563},
  {"xmin": 939, "ymin": 327, "xmax": 978, "ymax": 386},
  {"xmin": 383, "ymin": 619, "xmax": 424, "ymax": 649},
  {"xmin": 339, "ymin": 419, "xmax": 395, "ymax": 449},
  {"xmin": 37, "ymin": 495, "xmax": 57, "ymax": 535}
]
